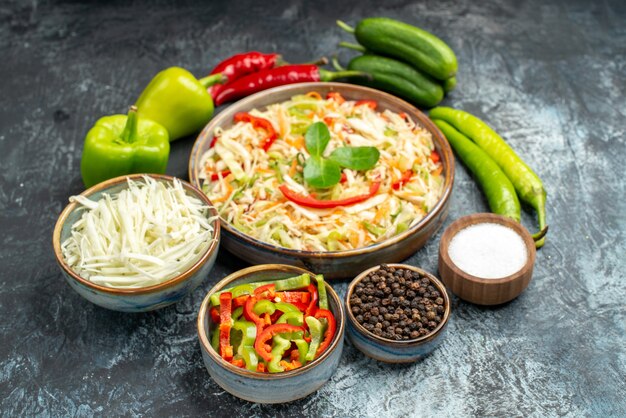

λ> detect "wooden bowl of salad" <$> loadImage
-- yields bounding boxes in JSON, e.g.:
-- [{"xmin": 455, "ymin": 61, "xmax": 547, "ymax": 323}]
[{"xmin": 189, "ymin": 82, "xmax": 454, "ymax": 278}]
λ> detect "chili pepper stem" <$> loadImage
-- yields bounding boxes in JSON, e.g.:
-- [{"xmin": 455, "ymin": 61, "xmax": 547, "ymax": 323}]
[
  {"xmin": 120, "ymin": 105, "xmax": 139, "ymax": 144},
  {"xmin": 331, "ymin": 55, "xmax": 346, "ymax": 71},
  {"xmin": 199, "ymin": 73, "xmax": 227, "ymax": 88},
  {"xmin": 338, "ymin": 41, "xmax": 366, "ymax": 53},
  {"xmin": 336, "ymin": 20, "xmax": 356, "ymax": 33},
  {"xmin": 319, "ymin": 68, "xmax": 370, "ymax": 82}
]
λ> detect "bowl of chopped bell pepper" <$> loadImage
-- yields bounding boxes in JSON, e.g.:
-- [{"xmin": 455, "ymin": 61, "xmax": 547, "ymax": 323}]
[{"xmin": 197, "ymin": 264, "xmax": 345, "ymax": 403}]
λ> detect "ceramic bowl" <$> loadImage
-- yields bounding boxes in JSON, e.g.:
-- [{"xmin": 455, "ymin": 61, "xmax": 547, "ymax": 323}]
[
  {"xmin": 52, "ymin": 174, "xmax": 220, "ymax": 312},
  {"xmin": 438, "ymin": 213, "xmax": 536, "ymax": 305},
  {"xmin": 345, "ymin": 264, "xmax": 450, "ymax": 363},
  {"xmin": 188, "ymin": 82, "xmax": 454, "ymax": 279},
  {"xmin": 197, "ymin": 264, "xmax": 345, "ymax": 404}
]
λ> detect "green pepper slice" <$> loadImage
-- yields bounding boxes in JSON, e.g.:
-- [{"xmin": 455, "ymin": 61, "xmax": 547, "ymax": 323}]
[
  {"xmin": 304, "ymin": 316, "xmax": 323, "ymax": 361},
  {"xmin": 314, "ymin": 275, "xmax": 328, "ymax": 311}
]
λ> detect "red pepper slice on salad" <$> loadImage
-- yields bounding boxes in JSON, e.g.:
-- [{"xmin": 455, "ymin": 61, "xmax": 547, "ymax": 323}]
[
  {"xmin": 219, "ymin": 292, "xmax": 234, "ymax": 361},
  {"xmin": 233, "ymin": 112, "xmax": 278, "ymax": 151},
  {"xmin": 275, "ymin": 291, "xmax": 311, "ymax": 305},
  {"xmin": 253, "ymin": 283, "xmax": 276, "ymax": 299},
  {"xmin": 430, "ymin": 150, "xmax": 440, "ymax": 163},
  {"xmin": 232, "ymin": 294, "xmax": 249, "ymax": 308},
  {"xmin": 354, "ymin": 99, "xmax": 377, "ymax": 109},
  {"xmin": 243, "ymin": 295, "xmax": 265, "ymax": 335},
  {"xmin": 392, "ymin": 170, "xmax": 413, "ymax": 190},
  {"xmin": 209, "ymin": 169, "xmax": 231, "ymax": 181},
  {"xmin": 314, "ymin": 308, "xmax": 337, "ymax": 355},
  {"xmin": 278, "ymin": 181, "xmax": 381, "ymax": 209},
  {"xmin": 254, "ymin": 323, "xmax": 305, "ymax": 363}
]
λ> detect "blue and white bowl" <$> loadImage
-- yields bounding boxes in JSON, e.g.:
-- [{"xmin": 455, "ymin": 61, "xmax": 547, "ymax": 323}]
[
  {"xmin": 197, "ymin": 264, "xmax": 345, "ymax": 404},
  {"xmin": 52, "ymin": 174, "xmax": 220, "ymax": 312},
  {"xmin": 345, "ymin": 264, "xmax": 450, "ymax": 363}
]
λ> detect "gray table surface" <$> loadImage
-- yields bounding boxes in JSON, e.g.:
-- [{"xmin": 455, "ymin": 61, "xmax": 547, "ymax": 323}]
[{"xmin": 1, "ymin": 0, "xmax": 625, "ymax": 416}]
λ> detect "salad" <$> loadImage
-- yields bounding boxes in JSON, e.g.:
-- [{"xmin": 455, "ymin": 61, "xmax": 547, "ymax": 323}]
[{"xmin": 199, "ymin": 91, "xmax": 444, "ymax": 252}]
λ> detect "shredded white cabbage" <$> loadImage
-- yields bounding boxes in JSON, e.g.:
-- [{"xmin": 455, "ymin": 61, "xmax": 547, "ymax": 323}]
[
  {"xmin": 61, "ymin": 176, "xmax": 216, "ymax": 288},
  {"xmin": 199, "ymin": 92, "xmax": 444, "ymax": 251}
]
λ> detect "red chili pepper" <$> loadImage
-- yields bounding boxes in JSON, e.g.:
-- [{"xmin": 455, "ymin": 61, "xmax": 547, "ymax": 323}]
[
  {"xmin": 219, "ymin": 292, "xmax": 233, "ymax": 361},
  {"xmin": 430, "ymin": 150, "xmax": 441, "ymax": 163},
  {"xmin": 214, "ymin": 65, "xmax": 366, "ymax": 106},
  {"xmin": 392, "ymin": 170, "xmax": 413, "ymax": 190},
  {"xmin": 304, "ymin": 284, "xmax": 319, "ymax": 317},
  {"xmin": 279, "ymin": 181, "xmax": 381, "ymax": 209},
  {"xmin": 254, "ymin": 323, "xmax": 304, "ymax": 363},
  {"xmin": 314, "ymin": 309, "xmax": 337, "ymax": 355},
  {"xmin": 275, "ymin": 291, "xmax": 311, "ymax": 304},
  {"xmin": 355, "ymin": 99, "xmax": 377, "ymax": 109},
  {"xmin": 234, "ymin": 112, "xmax": 278, "ymax": 151},
  {"xmin": 208, "ymin": 52, "xmax": 281, "ymax": 98}
]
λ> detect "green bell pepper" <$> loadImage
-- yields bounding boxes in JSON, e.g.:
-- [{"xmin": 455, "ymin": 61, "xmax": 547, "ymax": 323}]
[
  {"xmin": 80, "ymin": 106, "xmax": 169, "ymax": 188},
  {"xmin": 232, "ymin": 307, "xmax": 244, "ymax": 321},
  {"xmin": 277, "ymin": 311, "xmax": 305, "ymax": 340},
  {"xmin": 294, "ymin": 339, "xmax": 309, "ymax": 365},
  {"xmin": 273, "ymin": 302, "xmax": 300, "ymax": 314},
  {"xmin": 268, "ymin": 335, "xmax": 292, "ymax": 373},
  {"xmin": 314, "ymin": 275, "xmax": 329, "ymax": 311},
  {"xmin": 274, "ymin": 274, "xmax": 311, "ymax": 291},
  {"xmin": 135, "ymin": 67, "xmax": 224, "ymax": 141},
  {"xmin": 252, "ymin": 300, "xmax": 276, "ymax": 316},
  {"xmin": 210, "ymin": 275, "xmax": 312, "ymax": 306},
  {"xmin": 305, "ymin": 316, "xmax": 323, "ymax": 361},
  {"xmin": 232, "ymin": 320, "xmax": 258, "ymax": 371}
]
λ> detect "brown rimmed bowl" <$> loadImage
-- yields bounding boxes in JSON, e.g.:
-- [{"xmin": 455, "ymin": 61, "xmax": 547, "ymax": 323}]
[
  {"xmin": 345, "ymin": 264, "xmax": 451, "ymax": 363},
  {"xmin": 197, "ymin": 264, "xmax": 345, "ymax": 404},
  {"xmin": 438, "ymin": 213, "xmax": 536, "ymax": 305},
  {"xmin": 188, "ymin": 82, "xmax": 455, "ymax": 279},
  {"xmin": 52, "ymin": 174, "xmax": 220, "ymax": 312}
]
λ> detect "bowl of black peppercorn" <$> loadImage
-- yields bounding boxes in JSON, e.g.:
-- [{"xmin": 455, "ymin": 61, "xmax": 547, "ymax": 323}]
[{"xmin": 345, "ymin": 264, "xmax": 451, "ymax": 363}]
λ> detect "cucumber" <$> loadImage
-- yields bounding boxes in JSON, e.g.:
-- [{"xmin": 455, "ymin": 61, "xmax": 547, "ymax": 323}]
[
  {"xmin": 347, "ymin": 54, "xmax": 444, "ymax": 108},
  {"xmin": 340, "ymin": 17, "xmax": 458, "ymax": 81}
]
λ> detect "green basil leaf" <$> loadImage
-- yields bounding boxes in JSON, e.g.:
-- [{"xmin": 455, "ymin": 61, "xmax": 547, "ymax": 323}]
[
  {"xmin": 329, "ymin": 147, "xmax": 380, "ymax": 170},
  {"xmin": 304, "ymin": 122, "xmax": 331, "ymax": 158},
  {"xmin": 303, "ymin": 156, "xmax": 341, "ymax": 188}
]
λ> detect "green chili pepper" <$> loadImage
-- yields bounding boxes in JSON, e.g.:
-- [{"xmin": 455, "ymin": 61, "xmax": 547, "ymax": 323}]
[
  {"xmin": 430, "ymin": 107, "xmax": 548, "ymax": 247},
  {"xmin": 304, "ymin": 316, "xmax": 323, "ymax": 361},
  {"xmin": 232, "ymin": 320, "xmax": 258, "ymax": 371},
  {"xmin": 252, "ymin": 300, "xmax": 276, "ymax": 316},
  {"xmin": 268, "ymin": 335, "xmax": 292, "ymax": 373},
  {"xmin": 314, "ymin": 275, "xmax": 328, "ymax": 311},
  {"xmin": 135, "ymin": 67, "xmax": 224, "ymax": 141},
  {"xmin": 432, "ymin": 119, "xmax": 521, "ymax": 222},
  {"xmin": 80, "ymin": 106, "xmax": 170, "ymax": 188}
]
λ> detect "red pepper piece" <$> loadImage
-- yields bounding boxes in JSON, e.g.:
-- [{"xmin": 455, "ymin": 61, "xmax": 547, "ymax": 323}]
[
  {"xmin": 326, "ymin": 91, "xmax": 345, "ymax": 104},
  {"xmin": 304, "ymin": 284, "xmax": 319, "ymax": 317},
  {"xmin": 254, "ymin": 324, "xmax": 304, "ymax": 363},
  {"xmin": 430, "ymin": 150, "xmax": 441, "ymax": 163},
  {"xmin": 269, "ymin": 310, "xmax": 283, "ymax": 323},
  {"xmin": 243, "ymin": 295, "xmax": 265, "ymax": 336},
  {"xmin": 209, "ymin": 170, "xmax": 231, "ymax": 181},
  {"xmin": 257, "ymin": 363, "xmax": 266, "ymax": 373},
  {"xmin": 209, "ymin": 135, "xmax": 219, "ymax": 148},
  {"xmin": 214, "ymin": 65, "xmax": 366, "ymax": 106},
  {"xmin": 219, "ymin": 292, "xmax": 234, "ymax": 361},
  {"xmin": 208, "ymin": 52, "xmax": 281, "ymax": 98},
  {"xmin": 339, "ymin": 172, "xmax": 348, "ymax": 183},
  {"xmin": 210, "ymin": 306, "xmax": 220, "ymax": 324},
  {"xmin": 275, "ymin": 291, "xmax": 311, "ymax": 304},
  {"xmin": 231, "ymin": 358, "xmax": 246, "ymax": 368},
  {"xmin": 279, "ymin": 181, "xmax": 381, "ymax": 209},
  {"xmin": 392, "ymin": 170, "xmax": 413, "ymax": 190},
  {"xmin": 280, "ymin": 359, "xmax": 302, "ymax": 371},
  {"xmin": 234, "ymin": 112, "xmax": 278, "ymax": 151},
  {"xmin": 232, "ymin": 294, "xmax": 249, "ymax": 308},
  {"xmin": 314, "ymin": 309, "xmax": 337, "ymax": 356},
  {"xmin": 253, "ymin": 283, "xmax": 276, "ymax": 299},
  {"xmin": 355, "ymin": 99, "xmax": 377, "ymax": 109}
]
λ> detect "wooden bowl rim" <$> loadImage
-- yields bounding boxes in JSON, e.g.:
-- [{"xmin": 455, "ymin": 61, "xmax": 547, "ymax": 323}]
[{"xmin": 438, "ymin": 213, "xmax": 536, "ymax": 285}]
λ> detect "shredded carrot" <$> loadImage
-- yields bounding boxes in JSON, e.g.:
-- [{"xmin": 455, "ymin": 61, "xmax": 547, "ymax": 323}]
[
  {"xmin": 255, "ymin": 167, "xmax": 274, "ymax": 174},
  {"xmin": 306, "ymin": 91, "xmax": 322, "ymax": 100},
  {"xmin": 431, "ymin": 165, "xmax": 443, "ymax": 176},
  {"xmin": 326, "ymin": 91, "xmax": 345, "ymax": 104},
  {"xmin": 286, "ymin": 135, "xmax": 305, "ymax": 149},
  {"xmin": 289, "ymin": 158, "xmax": 298, "ymax": 177},
  {"xmin": 374, "ymin": 205, "xmax": 388, "ymax": 223}
]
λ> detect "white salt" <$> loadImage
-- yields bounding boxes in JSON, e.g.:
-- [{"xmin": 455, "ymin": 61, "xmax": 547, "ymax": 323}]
[{"xmin": 448, "ymin": 222, "xmax": 528, "ymax": 279}]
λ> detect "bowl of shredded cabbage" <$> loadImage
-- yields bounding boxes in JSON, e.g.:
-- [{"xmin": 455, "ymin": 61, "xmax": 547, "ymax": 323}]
[
  {"xmin": 52, "ymin": 174, "xmax": 220, "ymax": 312},
  {"xmin": 189, "ymin": 83, "xmax": 453, "ymax": 278}
]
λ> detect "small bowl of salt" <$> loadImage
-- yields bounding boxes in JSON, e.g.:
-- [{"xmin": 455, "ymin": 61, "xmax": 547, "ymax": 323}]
[{"xmin": 438, "ymin": 213, "xmax": 536, "ymax": 305}]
